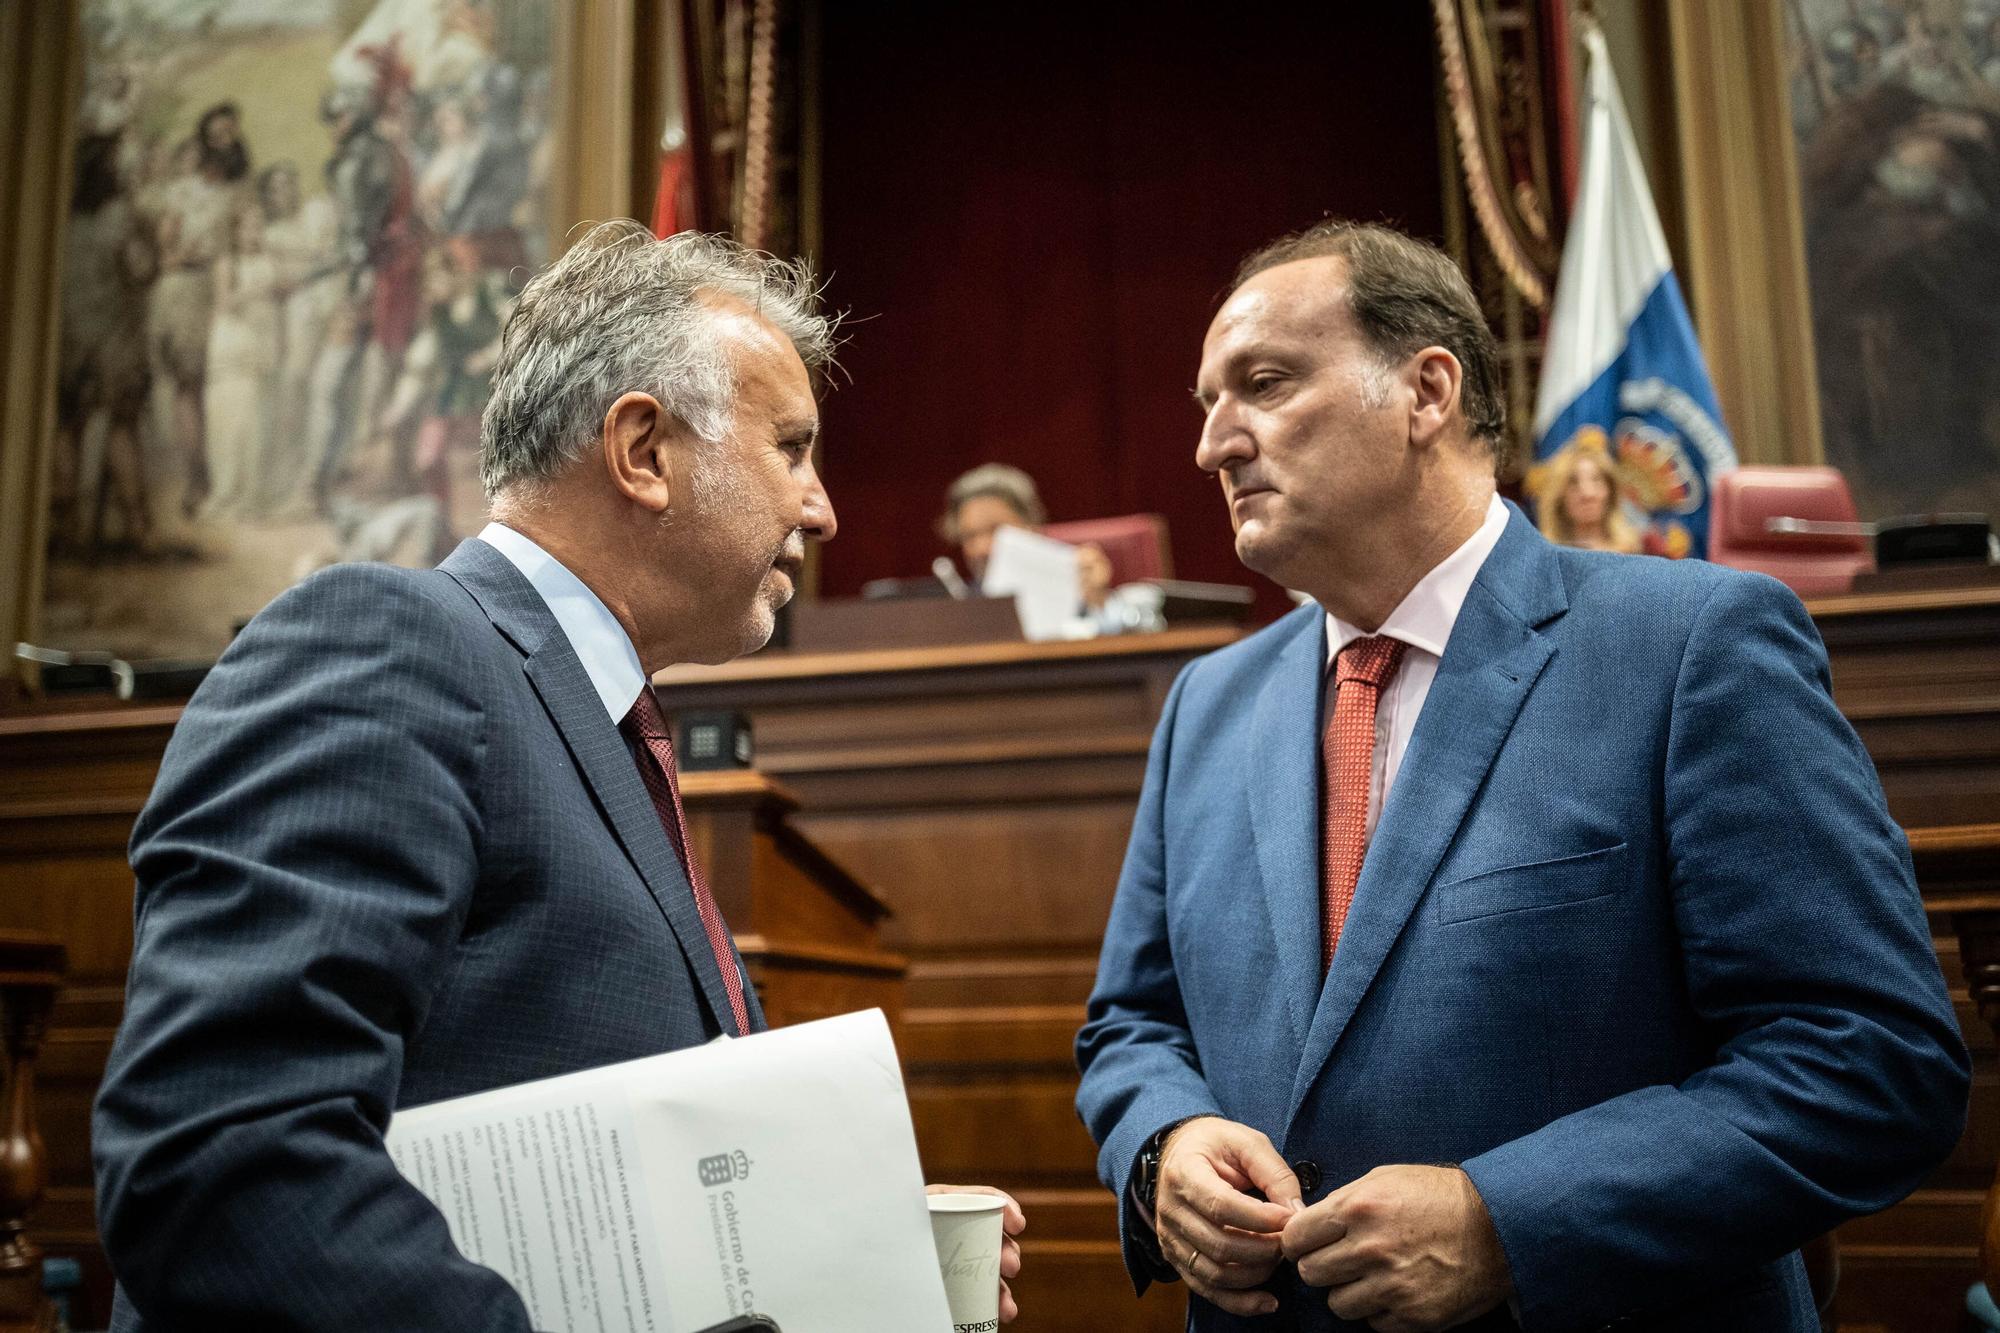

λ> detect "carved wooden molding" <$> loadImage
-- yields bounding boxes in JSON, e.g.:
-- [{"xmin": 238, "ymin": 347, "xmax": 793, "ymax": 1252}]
[
  {"xmin": 1920, "ymin": 823, "xmax": 2000, "ymax": 1293},
  {"xmin": 1433, "ymin": 0, "xmax": 1560, "ymax": 311}
]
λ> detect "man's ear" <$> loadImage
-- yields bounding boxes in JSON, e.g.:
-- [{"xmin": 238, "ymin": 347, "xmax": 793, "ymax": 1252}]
[
  {"xmin": 602, "ymin": 391, "xmax": 685, "ymax": 514},
  {"xmin": 1407, "ymin": 347, "xmax": 1464, "ymax": 451}
]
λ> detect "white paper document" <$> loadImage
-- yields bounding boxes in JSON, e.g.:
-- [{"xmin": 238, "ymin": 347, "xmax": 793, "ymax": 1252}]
[
  {"xmin": 385, "ymin": 1009, "xmax": 954, "ymax": 1333},
  {"xmin": 981, "ymin": 524, "xmax": 1086, "ymax": 641}
]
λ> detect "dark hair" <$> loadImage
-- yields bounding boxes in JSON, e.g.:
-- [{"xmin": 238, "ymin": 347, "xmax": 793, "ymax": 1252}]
[
  {"xmin": 195, "ymin": 102, "xmax": 250, "ymax": 183},
  {"xmin": 1231, "ymin": 220, "xmax": 1507, "ymax": 451},
  {"xmin": 71, "ymin": 133, "xmax": 124, "ymax": 215},
  {"xmin": 937, "ymin": 463, "xmax": 1046, "ymax": 542},
  {"xmin": 196, "ymin": 102, "xmax": 239, "ymax": 140}
]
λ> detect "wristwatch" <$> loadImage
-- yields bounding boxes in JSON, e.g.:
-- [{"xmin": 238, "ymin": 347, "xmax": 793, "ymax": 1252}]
[{"xmin": 1134, "ymin": 1117, "xmax": 1202, "ymax": 1211}]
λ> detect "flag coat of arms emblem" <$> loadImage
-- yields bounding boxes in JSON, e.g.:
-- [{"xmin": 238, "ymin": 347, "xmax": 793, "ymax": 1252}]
[{"xmin": 1531, "ymin": 26, "xmax": 1738, "ymax": 559}]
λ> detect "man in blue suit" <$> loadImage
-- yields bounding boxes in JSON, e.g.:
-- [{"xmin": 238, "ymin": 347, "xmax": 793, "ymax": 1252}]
[
  {"xmin": 1074, "ymin": 221, "xmax": 1968, "ymax": 1331},
  {"xmin": 94, "ymin": 222, "xmax": 1022, "ymax": 1330}
]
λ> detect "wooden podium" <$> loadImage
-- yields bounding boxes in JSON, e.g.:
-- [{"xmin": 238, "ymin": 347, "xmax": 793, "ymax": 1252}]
[
  {"xmin": 654, "ymin": 627, "xmax": 1241, "ymax": 1332},
  {"xmin": 679, "ymin": 769, "xmax": 905, "ymax": 1029}
]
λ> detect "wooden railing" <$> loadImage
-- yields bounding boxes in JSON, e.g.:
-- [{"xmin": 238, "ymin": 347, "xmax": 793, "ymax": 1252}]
[{"xmin": 1909, "ymin": 825, "xmax": 2000, "ymax": 1296}]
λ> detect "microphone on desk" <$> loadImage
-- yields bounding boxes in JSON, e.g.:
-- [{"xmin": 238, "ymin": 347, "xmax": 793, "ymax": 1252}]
[{"xmin": 931, "ymin": 557, "xmax": 973, "ymax": 600}]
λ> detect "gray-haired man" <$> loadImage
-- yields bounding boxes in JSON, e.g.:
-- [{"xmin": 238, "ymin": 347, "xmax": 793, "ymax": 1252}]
[{"xmin": 94, "ymin": 222, "xmax": 1023, "ymax": 1331}]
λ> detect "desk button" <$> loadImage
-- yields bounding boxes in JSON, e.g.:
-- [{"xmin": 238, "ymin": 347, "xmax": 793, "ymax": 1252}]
[{"xmin": 1292, "ymin": 1160, "xmax": 1322, "ymax": 1192}]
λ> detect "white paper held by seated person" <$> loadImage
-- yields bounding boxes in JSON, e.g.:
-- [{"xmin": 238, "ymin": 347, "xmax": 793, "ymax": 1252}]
[{"xmin": 982, "ymin": 524, "xmax": 1087, "ymax": 641}]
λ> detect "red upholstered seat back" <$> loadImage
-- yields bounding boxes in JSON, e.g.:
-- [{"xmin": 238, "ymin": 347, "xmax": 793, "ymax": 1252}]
[
  {"xmin": 1041, "ymin": 514, "xmax": 1174, "ymax": 585},
  {"xmin": 1708, "ymin": 466, "xmax": 1874, "ymax": 597}
]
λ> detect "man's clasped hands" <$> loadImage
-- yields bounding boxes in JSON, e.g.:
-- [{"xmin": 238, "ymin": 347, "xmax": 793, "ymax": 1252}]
[{"xmin": 1154, "ymin": 1116, "xmax": 1514, "ymax": 1333}]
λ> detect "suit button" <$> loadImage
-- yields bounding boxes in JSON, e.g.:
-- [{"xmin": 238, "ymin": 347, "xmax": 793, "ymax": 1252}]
[{"xmin": 1292, "ymin": 1160, "xmax": 1322, "ymax": 1192}]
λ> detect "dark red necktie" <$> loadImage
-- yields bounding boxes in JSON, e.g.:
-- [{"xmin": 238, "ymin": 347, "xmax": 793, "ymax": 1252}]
[
  {"xmin": 622, "ymin": 687, "xmax": 752, "ymax": 1034},
  {"xmin": 1321, "ymin": 635, "xmax": 1407, "ymax": 970}
]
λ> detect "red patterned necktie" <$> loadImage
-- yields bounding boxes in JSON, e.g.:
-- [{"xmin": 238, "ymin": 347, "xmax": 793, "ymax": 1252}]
[
  {"xmin": 622, "ymin": 686, "xmax": 753, "ymax": 1035},
  {"xmin": 1321, "ymin": 635, "xmax": 1407, "ymax": 970}
]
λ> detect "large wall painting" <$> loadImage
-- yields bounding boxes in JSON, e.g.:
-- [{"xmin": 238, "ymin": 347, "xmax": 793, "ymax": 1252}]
[
  {"xmin": 1786, "ymin": 0, "xmax": 2000, "ymax": 522},
  {"xmin": 45, "ymin": 0, "xmax": 556, "ymax": 659}
]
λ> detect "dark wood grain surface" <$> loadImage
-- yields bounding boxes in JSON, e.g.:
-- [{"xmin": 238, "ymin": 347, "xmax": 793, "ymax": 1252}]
[{"xmin": 1, "ymin": 591, "xmax": 1992, "ymax": 1331}]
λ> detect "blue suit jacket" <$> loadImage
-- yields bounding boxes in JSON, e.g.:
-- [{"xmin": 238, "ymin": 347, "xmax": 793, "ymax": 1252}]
[
  {"xmin": 94, "ymin": 539, "xmax": 765, "ymax": 1331},
  {"xmin": 1075, "ymin": 507, "xmax": 1967, "ymax": 1332}
]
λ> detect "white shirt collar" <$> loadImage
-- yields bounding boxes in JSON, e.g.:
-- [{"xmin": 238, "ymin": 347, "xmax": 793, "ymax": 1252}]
[
  {"xmin": 1326, "ymin": 493, "xmax": 1510, "ymax": 665},
  {"xmin": 477, "ymin": 522, "xmax": 647, "ymax": 722}
]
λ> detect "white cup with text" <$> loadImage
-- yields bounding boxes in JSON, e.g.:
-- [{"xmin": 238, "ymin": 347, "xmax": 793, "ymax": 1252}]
[{"xmin": 926, "ymin": 1192, "xmax": 1006, "ymax": 1332}]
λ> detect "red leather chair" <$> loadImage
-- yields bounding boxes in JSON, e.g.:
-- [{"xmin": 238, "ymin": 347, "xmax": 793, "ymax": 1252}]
[
  {"xmin": 1041, "ymin": 514, "xmax": 1173, "ymax": 585},
  {"xmin": 1707, "ymin": 466, "xmax": 1874, "ymax": 597}
]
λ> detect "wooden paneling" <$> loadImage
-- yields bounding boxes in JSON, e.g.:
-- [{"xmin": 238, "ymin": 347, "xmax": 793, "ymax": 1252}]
[
  {"xmin": 1807, "ymin": 587, "xmax": 2000, "ymax": 830},
  {"xmin": 2, "ymin": 585, "xmax": 1991, "ymax": 1332},
  {"xmin": 654, "ymin": 628, "xmax": 1231, "ymax": 1331},
  {"xmin": 0, "ymin": 707, "xmax": 168, "ymax": 1328},
  {"xmin": 653, "ymin": 595, "xmax": 2000, "ymax": 1333},
  {"xmin": 1805, "ymin": 584, "xmax": 2000, "ymax": 1333}
]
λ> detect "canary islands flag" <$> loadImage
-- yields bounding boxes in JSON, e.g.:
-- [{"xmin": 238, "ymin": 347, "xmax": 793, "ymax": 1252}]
[{"xmin": 1531, "ymin": 26, "xmax": 1736, "ymax": 559}]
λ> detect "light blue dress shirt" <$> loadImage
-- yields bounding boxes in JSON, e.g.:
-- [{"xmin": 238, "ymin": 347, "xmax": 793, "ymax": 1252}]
[{"xmin": 476, "ymin": 522, "xmax": 646, "ymax": 723}]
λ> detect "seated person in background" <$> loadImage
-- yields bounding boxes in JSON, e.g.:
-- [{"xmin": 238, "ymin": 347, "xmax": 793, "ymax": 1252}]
[
  {"xmin": 938, "ymin": 462, "xmax": 1116, "ymax": 607},
  {"xmin": 939, "ymin": 463, "xmax": 1169, "ymax": 634},
  {"xmin": 1527, "ymin": 428, "xmax": 1644, "ymax": 553}
]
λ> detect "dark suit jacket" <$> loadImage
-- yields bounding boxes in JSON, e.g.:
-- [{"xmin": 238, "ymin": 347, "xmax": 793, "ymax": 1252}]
[
  {"xmin": 1075, "ymin": 506, "xmax": 1969, "ymax": 1332},
  {"xmin": 94, "ymin": 539, "xmax": 765, "ymax": 1331}
]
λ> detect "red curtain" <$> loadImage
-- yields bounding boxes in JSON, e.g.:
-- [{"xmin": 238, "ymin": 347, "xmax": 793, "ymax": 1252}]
[{"xmin": 814, "ymin": 2, "xmax": 1448, "ymax": 619}]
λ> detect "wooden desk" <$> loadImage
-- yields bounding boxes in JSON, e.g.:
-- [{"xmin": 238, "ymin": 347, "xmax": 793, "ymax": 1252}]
[
  {"xmin": 1800, "ymin": 585, "xmax": 2000, "ymax": 1331},
  {"xmin": 681, "ymin": 769, "xmax": 907, "ymax": 1031},
  {"xmin": 3, "ymin": 580, "xmax": 1990, "ymax": 1331},
  {"xmin": 1805, "ymin": 583, "xmax": 2000, "ymax": 830},
  {"xmin": 656, "ymin": 627, "xmax": 1239, "ymax": 1331},
  {"xmin": 657, "ymin": 594, "xmax": 2000, "ymax": 1333}
]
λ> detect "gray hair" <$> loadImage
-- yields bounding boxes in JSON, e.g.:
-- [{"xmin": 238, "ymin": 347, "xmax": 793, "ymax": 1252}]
[
  {"xmin": 480, "ymin": 220, "xmax": 837, "ymax": 498},
  {"xmin": 937, "ymin": 463, "xmax": 1047, "ymax": 542}
]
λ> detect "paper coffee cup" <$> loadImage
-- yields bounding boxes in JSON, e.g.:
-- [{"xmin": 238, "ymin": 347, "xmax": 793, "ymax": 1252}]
[{"xmin": 927, "ymin": 1193, "xmax": 1006, "ymax": 1333}]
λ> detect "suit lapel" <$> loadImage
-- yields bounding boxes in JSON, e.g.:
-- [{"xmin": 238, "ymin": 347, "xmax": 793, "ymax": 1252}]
[
  {"xmin": 440, "ymin": 540, "xmax": 743, "ymax": 1036},
  {"xmin": 1287, "ymin": 510, "xmax": 1568, "ymax": 1123},
  {"xmin": 1245, "ymin": 609, "xmax": 1329, "ymax": 1056}
]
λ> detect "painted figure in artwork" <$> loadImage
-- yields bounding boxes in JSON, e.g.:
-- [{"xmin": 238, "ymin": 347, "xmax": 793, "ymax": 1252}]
[
  {"xmin": 201, "ymin": 201, "xmax": 282, "ymax": 522},
  {"xmin": 148, "ymin": 103, "xmax": 252, "ymax": 521},
  {"xmin": 45, "ymin": 0, "xmax": 555, "ymax": 660},
  {"xmin": 319, "ymin": 75, "xmax": 425, "ymax": 505},
  {"xmin": 377, "ymin": 239, "xmax": 507, "ymax": 521},
  {"xmin": 259, "ymin": 162, "xmax": 345, "ymax": 520},
  {"xmin": 55, "ymin": 133, "xmax": 156, "ymax": 556},
  {"xmin": 1789, "ymin": 0, "xmax": 2000, "ymax": 522}
]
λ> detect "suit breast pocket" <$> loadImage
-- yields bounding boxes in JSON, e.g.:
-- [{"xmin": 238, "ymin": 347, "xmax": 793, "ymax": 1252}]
[{"xmin": 1433, "ymin": 841, "xmax": 1629, "ymax": 926}]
